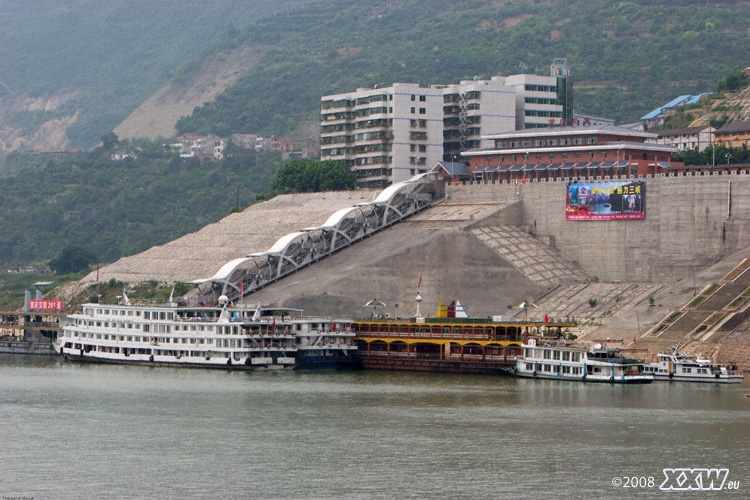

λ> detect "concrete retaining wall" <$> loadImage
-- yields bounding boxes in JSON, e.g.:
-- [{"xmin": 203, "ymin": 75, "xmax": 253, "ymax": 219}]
[{"xmin": 449, "ymin": 173, "xmax": 750, "ymax": 283}]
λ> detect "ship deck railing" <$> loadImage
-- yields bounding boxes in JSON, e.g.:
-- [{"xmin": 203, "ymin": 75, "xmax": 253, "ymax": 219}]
[{"xmin": 356, "ymin": 332, "xmax": 522, "ymax": 342}]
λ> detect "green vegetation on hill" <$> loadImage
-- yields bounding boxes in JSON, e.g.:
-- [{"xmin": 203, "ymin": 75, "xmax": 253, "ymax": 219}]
[
  {"xmin": 0, "ymin": 137, "xmax": 283, "ymax": 269},
  {"xmin": 0, "ymin": 0, "xmax": 314, "ymax": 149},
  {"xmin": 176, "ymin": 0, "xmax": 750, "ymax": 138}
]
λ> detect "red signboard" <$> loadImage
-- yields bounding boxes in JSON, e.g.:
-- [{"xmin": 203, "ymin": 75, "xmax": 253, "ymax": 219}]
[{"xmin": 28, "ymin": 299, "xmax": 63, "ymax": 311}]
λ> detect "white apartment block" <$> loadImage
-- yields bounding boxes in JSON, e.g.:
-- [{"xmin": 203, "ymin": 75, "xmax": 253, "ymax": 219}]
[
  {"xmin": 321, "ymin": 72, "xmax": 568, "ymax": 186},
  {"xmin": 505, "ymin": 73, "xmax": 566, "ymax": 130},
  {"xmin": 321, "ymin": 83, "xmax": 443, "ymax": 186},
  {"xmin": 439, "ymin": 76, "xmax": 516, "ymax": 162}
]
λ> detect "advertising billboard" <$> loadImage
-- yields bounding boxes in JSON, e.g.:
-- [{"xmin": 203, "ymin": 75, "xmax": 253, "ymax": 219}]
[{"xmin": 565, "ymin": 181, "xmax": 645, "ymax": 220}]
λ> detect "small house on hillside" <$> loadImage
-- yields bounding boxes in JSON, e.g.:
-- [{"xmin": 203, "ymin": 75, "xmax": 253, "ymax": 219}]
[{"xmin": 430, "ymin": 161, "xmax": 472, "ymax": 183}]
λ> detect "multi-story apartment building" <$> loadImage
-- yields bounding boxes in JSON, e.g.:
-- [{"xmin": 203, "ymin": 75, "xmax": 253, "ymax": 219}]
[
  {"xmin": 321, "ymin": 65, "xmax": 571, "ymax": 187},
  {"xmin": 438, "ymin": 76, "xmax": 516, "ymax": 163},
  {"xmin": 505, "ymin": 73, "xmax": 567, "ymax": 130},
  {"xmin": 321, "ymin": 83, "xmax": 444, "ymax": 187}
]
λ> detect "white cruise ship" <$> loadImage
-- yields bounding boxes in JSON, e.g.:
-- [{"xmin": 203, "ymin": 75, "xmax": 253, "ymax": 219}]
[
  {"xmin": 513, "ymin": 338, "xmax": 652, "ymax": 383},
  {"xmin": 54, "ymin": 295, "xmax": 358, "ymax": 370}
]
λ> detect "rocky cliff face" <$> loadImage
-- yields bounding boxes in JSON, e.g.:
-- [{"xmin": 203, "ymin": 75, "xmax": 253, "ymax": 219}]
[
  {"xmin": 0, "ymin": 91, "xmax": 79, "ymax": 155},
  {"xmin": 0, "ymin": 44, "xmax": 268, "ymax": 156}
]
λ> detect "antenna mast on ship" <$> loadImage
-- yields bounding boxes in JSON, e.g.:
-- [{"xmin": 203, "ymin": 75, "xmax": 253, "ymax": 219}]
[{"xmin": 415, "ymin": 273, "xmax": 423, "ymax": 319}]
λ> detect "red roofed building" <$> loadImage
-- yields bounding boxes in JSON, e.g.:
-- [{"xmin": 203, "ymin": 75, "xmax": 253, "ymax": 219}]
[{"xmin": 461, "ymin": 125, "xmax": 680, "ymax": 182}]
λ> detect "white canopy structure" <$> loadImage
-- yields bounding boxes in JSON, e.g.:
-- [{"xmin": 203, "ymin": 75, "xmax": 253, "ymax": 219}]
[{"xmin": 195, "ymin": 173, "xmax": 439, "ymax": 304}]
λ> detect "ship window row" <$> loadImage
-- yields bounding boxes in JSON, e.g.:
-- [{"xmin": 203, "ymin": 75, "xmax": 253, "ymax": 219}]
[
  {"xmin": 526, "ymin": 348, "xmax": 580, "ymax": 362},
  {"xmin": 90, "ymin": 309, "xmax": 184, "ymax": 321}
]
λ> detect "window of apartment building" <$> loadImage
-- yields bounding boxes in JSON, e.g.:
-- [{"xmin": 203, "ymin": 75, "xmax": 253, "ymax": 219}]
[
  {"xmin": 419, "ymin": 108, "xmax": 426, "ymax": 114},
  {"xmin": 573, "ymin": 138, "xmax": 583, "ymax": 145},
  {"xmin": 410, "ymin": 120, "xmax": 417, "ymax": 128},
  {"xmin": 498, "ymin": 156, "xmax": 504, "ymax": 163},
  {"xmin": 549, "ymin": 153, "xmax": 555, "ymax": 160},
  {"xmin": 419, "ymin": 119, "xmax": 427, "ymax": 128},
  {"xmin": 561, "ymin": 152, "xmax": 568, "ymax": 159},
  {"xmin": 587, "ymin": 137, "xmax": 597, "ymax": 145},
  {"xmin": 411, "ymin": 95, "xmax": 416, "ymax": 101},
  {"xmin": 588, "ymin": 152, "xmax": 595, "ymax": 159},
  {"xmin": 411, "ymin": 107, "xmax": 415, "ymax": 114},
  {"xmin": 410, "ymin": 144, "xmax": 416, "ymax": 152},
  {"xmin": 512, "ymin": 154, "xmax": 517, "ymax": 162},
  {"xmin": 546, "ymin": 139, "xmax": 557, "ymax": 146},
  {"xmin": 419, "ymin": 145, "xmax": 426, "ymax": 152},
  {"xmin": 467, "ymin": 102, "xmax": 480, "ymax": 110},
  {"xmin": 575, "ymin": 152, "xmax": 581, "ymax": 159},
  {"xmin": 560, "ymin": 138, "xmax": 570, "ymax": 146},
  {"xmin": 510, "ymin": 141, "xmax": 519, "ymax": 148},
  {"xmin": 536, "ymin": 153, "xmax": 542, "ymax": 160},
  {"xmin": 522, "ymin": 140, "xmax": 531, "ymax": 147},
  {"xmin": 419, "ymin": 95, "xmax": 426, "ymax": 102},
  {"xmin": 601, "ymin": 151, "xmax": 607, "ymax": 159},
  {"xmin": 410, "ymin": 156, "xmax": 416, "ymax": 164}
]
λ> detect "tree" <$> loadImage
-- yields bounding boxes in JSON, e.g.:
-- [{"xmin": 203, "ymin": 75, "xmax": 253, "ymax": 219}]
[
  {"xmin": 269, "ymin": 159, "xmax": 356, "ymax": 195},
  {"xmin": 49, "ymin": 245, "xmax": 98, "ymax": 275},
  {"xmin": 99, "ymin": 132, "xmax": 120, "ymax": 151},
  {"xmin": 717, "ymin": 67, "xmax": 750, "ymax": 93}
]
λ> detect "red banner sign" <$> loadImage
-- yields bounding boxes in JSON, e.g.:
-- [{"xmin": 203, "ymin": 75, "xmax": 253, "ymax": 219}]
[{"xmin": 28, "ymin": 299, "xmax": 63, "ymax": 311}]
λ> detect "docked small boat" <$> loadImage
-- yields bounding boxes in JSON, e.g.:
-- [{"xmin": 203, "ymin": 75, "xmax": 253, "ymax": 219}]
[
  {"xmin": 513, "ymin": 338, "xmax": 652, "ymax": 383},
  {"xmin": 54, "ymin": 294, "xmax": 358, "ymax": 370},
  {"xmin": 643, "ymin": 344, "xmax": 743, "ymax": 383}
]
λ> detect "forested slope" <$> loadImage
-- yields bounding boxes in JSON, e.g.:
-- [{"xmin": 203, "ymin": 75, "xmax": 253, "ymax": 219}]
[{"xmin": 175, "ymin": 0, "xmax": 750, "ymax": 137}]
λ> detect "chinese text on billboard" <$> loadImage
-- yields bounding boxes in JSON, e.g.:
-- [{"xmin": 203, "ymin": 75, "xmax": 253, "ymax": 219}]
[
  {"xmin": 566, "ymin": 181, "xmax": 645, "ymax": 220},
  {"xmin": 28, "ymin": 299, "xmax": 63, "ymax": 311}
]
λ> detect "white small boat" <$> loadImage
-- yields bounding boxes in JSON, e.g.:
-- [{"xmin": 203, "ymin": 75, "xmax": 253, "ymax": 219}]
[
  {"xmin": 513, "ymin": 338, "xmax": 652, "ymax": 383},
  {"xmin": 643, "ymin": 344, "xmax": 743, "ymax": 383}
]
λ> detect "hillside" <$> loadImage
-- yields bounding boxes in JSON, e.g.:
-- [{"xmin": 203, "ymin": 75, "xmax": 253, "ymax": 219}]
[
  {"xmin": 2, "ymin": 0, "xmax": 749, "ymax": 156},
  {"xmin": 173, "ymin": 0, "xmax": 750, "ymax": 138},
  {"xmin": 0, "ymin": 0, "xmax": 316, "ymax": 155}
]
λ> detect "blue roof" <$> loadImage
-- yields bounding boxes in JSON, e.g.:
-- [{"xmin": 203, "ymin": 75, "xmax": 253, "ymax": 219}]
[{"xmin": 641, "ymin": 93, "xmax": 713, "ymax": 120}]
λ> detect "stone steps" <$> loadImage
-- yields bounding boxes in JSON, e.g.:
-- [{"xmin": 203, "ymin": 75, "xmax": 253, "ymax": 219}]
[{"xmin": 470, "ymin": 226, "xmax": 583, "ymax": 287}]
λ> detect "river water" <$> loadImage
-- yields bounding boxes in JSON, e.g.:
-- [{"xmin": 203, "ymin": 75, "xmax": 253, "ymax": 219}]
[{"xmin": 1, "ymin": 354, "xmax": 748, "ymax": 499}]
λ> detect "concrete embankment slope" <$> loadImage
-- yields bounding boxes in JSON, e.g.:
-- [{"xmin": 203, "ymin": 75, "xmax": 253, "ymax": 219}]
[{"xmin": 81, "ymin": 190, "xmax": 382, "ymax": 284}]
